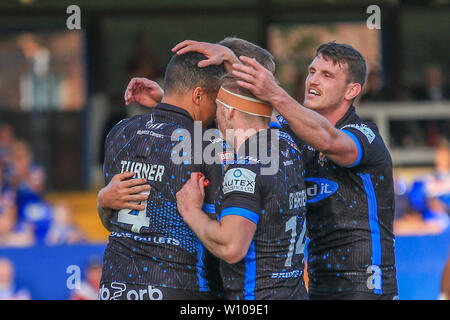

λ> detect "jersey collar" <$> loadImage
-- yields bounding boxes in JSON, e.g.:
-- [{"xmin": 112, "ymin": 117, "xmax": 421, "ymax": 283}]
[
  {"xmin": 335, "ymin": 105, "xmax": 357, "ymax": 128},
  {"xmin": 155, "ymin": 103, "xmax": 194, "ymax": 122}
]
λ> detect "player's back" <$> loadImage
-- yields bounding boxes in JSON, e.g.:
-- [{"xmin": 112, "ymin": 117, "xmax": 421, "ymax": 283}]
[
  {"xmin": 216, "ymin": 128, "xmax": 308, "ymax": 300},
  {"xmin": 101, "ymin": 103, "xmax": 221, "ymax": 294}
]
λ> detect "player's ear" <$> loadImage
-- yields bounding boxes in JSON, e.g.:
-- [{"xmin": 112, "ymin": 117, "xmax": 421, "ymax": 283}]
[
  {"xmin": 192, "ymin": 87, "xmax": 203, "ymax": 106},
  {"xmin": 226, "ymin": 107, "xmax": 235, "ymax": 121},
  {"xmin": 345, "ymin": 82, "xmax": 361, "ymax": 101}
]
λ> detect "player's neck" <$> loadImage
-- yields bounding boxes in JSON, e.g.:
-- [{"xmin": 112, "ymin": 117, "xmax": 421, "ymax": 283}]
[
  {"xmin": 232, "ymin": 118, "xmax": 268, "ymax": 153},
  {"xmin": 162, "ymin": 94, "xmax": 199, "ymax": 122},
  {"xmin": 318, "ymin": 101, "xmax": 352, "ymax": 126}
]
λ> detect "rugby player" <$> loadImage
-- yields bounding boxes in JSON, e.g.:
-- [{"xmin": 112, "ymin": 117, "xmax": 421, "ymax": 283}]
[
  {"xmin": 176, "ymin": 75, "xmax": 308, "ymax": 300},
  {"xmin": 97, "ymin": 39, "xmax": 278, "ymax": 300},
  {"xmin": 230, "ymin": 41, "xmax": 398, "ymax": 300},
  {"xmin": 97, "ymin": 51, "xmax": 226, "ymax": 300}
]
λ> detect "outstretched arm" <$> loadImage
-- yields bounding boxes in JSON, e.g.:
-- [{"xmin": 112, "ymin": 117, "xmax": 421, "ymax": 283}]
[
  {"xmin": 176, "ymin": 172, "xmax": 256, "ymax": 264},
  {"xmin": 232, "ymin": 56, "xmax": 359, "ymax": 167}
]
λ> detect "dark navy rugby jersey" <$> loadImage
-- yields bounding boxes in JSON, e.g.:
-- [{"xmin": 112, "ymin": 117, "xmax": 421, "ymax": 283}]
[
  {"xmin": 215, "ymin": 128, "xmax": 308, "ymax": 300},
  {"xmin": 277, "ymin": 106, "xmax": 398, "ymax": 295},
  {"xmin": 101, "ymin": 103, "xmax": 223, "ymax": 294}
]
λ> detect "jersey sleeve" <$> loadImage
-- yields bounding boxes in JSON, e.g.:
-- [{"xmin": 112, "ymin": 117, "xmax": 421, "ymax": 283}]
[
  {"xmin": 201, "ymin": 162, "xmax": 223, "ymax": 215},
  {"xmin": 200, "ymin": 134, "xmax": 227, "ymax": 215},
  {"xmin": 340, "ymin": 122, "xmax": 388, "ymax": 168},
  {"xmin": 219, "ymin": 165, "xmax": 265, "ymax": 225}
]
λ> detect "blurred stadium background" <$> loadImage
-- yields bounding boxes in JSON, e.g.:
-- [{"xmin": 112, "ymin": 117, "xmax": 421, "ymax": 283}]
[{"xmin": 0, "ymin": 0, "xmax": 449, "ymax": 300}]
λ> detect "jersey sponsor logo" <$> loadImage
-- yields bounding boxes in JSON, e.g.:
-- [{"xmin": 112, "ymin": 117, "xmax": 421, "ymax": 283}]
[
  {"xmin": 145, "ymin": 121, "xmax": 166, "ymax": 130},
  {"xmin": 305, "ymin": 177, "xmax": 339, "ymax": 203},
  {"xmin": 218, "ymin": 151, "xmax": 235, "ymax": 163},
  {"xmin": 99, "ymin": 283, "xmax": 163, "ymax": 300},
  {"xmin": 120, "ymin": 160, "xmax": 165, "ymax": 182},
  {"xmin": 289, "ymin": 190, "xmax": 307, "ymax": 209},
  {"xmin": 209, "ymin": 136, "xmax": 224, "ymax": 144},
  {"xmin": 223, "ymin": 168, "xmax": 256, "ymax": 194},
  {"xmin": 341, "ymin": 123, "xmax": 376, "ymax": 144},
  {"xmin": 136, "ymin": 129, "xmax": 166, "ymax": 138},
  {"xmin": 110, "ymin": 231, "xmax": 180, "ymax": 246},
  {"xmin": 271, "ymin": 269, "xmax": 302, "ymax": 279}
]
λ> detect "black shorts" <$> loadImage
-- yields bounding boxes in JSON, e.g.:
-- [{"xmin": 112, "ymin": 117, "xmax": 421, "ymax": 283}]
[
  {"xmin": 99, "ymin": 282, "xmax": 222, "ymax": 300},
  {"xmin": 308, "ymin": 290, "xmax": 399, "ymax": 300}
]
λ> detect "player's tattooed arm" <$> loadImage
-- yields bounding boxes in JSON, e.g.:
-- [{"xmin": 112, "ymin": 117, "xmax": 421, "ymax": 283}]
[
  {"xmin": 124, "ymin": 77, "xmax": 164, "ymax": 108},
  {"xmin": 176, "ymin": 172, "xmax": 256, "ymax": 264},
  {"xmin": 97, "ymin": 172, "xmax": 151, "ymax": 231},
  {"xmin": 172, "ymin": 40, "xmax": 240, "ymax": 73}
]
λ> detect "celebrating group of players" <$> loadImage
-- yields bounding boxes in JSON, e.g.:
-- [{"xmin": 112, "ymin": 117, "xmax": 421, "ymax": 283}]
[{"xmin": 96, "ymin": 37, "xmax": 398, "ymax": 300}]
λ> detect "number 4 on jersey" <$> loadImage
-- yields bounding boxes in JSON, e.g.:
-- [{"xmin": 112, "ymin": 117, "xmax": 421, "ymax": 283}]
[{"xmin": 117, "ymin": 189, "xmax": 150, "ymax": 233}]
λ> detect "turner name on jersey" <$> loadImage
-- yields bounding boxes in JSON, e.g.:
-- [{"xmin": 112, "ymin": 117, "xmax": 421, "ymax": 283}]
[{"xmin": 119, "ymin": 160, "xmax": 165, "ymax": 182}]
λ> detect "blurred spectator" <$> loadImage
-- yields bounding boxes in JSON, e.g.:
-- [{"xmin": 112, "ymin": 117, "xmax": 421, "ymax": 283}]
[
  {"xmin": 440, "ymin": 254, "xmax": 450, "ymax": 300},
  {"xmin": 125, "ymin": 32, "xmax": 163, "ymax": 118},
  {"xmin": 396, "ymin": 139, "xmax": 450, "ymax": 235},
  {"xmin": 9, "ymin": 140, "xmax": 52, "ymax": 244},
  {"xmin": 0, "ymin": 257, "xmax": 31, "ymax": 300},
  {"xmin": 359, "ymin": 68, "xmax": 390, "ymax": 103},
  {"xmin": 0, "ymin": 160, "xmax": 15, "ymax": 234},
  {"xmin": 0, "ymin": 159, "xmax": 34, "ymax": 247},
  {"xmin": 0, "ymin": 123, "xmax": 16, "ymax": 166},
  {"xmin": 403, "ymin": 64, "xmax": 449, "ymax": 148},
  {"xmin": 393, "ymin": 169, "xmax": 411, "ymax": 221},
  {"xmin": 17, "ymin": 33, "xmax": 60, "ymax": 111},
  {"xmin": 411, "ymin": 64, "xmax": 448, "ymax": 102},
  {"xmin": 70, "ymin": 256, "xmax": 102, "ymax": 300},
  {"xmin": 45, "ymin": 201, "xmax": 85, "ymax": 246},
  {"xmin": 126, "ymin": 33, "xmax": 163, "ymax": 81}
]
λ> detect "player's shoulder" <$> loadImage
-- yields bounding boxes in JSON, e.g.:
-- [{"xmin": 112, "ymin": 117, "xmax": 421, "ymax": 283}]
[
  {"xmin": 339, "ymin": 113, "xmax": 380, "ymax": 146},
  {"xmin": 104, "ymin": 117, "xmax": 133, "ymax": 144},
  {"xmin": 341, "ymin": 110, "xmax": 392, "ymax": 167}
]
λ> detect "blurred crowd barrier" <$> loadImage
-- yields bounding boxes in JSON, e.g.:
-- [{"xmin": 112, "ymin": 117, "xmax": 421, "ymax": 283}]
[
  {"xmin": 1, "ymin": 119, "xmax": 449, "ymax": 300},
  {"xmin": 0, "ymin": 232, "xmax": 448, "ymax": 300},
  {"xmin": 392, "ymin": 141, "xmax": 450, "ymax": 237},
  {"xmin": 0, "ymin": 244, "xmax": 105, "ymax": 300}
]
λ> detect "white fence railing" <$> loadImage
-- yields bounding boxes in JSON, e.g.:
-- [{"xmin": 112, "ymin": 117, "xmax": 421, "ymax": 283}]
[{"xmin": 356, "ymin": 102, "xmax": 450, "ymax": 166}]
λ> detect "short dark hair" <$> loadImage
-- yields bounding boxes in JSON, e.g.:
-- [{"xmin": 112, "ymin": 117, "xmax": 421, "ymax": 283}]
[
  {"xmin": 164, "ymin": 52, "xmax": 226, "ymax": 95},
  {"xmin": 218, "ymin": 37, "xmax": 276, "ymax": 74},
  {"xmin": 315, "ymin": 41, "xmax": 367, "ymax": 88}
]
